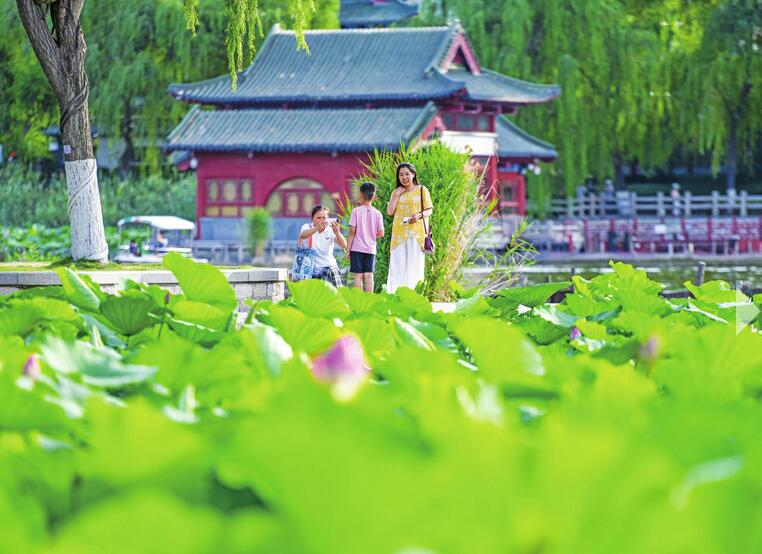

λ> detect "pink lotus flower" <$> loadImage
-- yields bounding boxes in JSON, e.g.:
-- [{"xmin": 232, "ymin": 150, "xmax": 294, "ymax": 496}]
[
  {"xmin": 23, "ymin": 354, "xmax": 41, "ymax": 381},
  {"xmin": 569, "ymin": 327, "xmax": 582, "ymax": 340},
  {"xmin": 311, "ymin": 335, "xmax": 369, "ymax": 399}
]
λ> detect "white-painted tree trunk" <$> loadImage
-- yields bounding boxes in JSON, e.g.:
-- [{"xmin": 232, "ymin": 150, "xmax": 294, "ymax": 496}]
[{"xmin": 65, "ymin": 158, "xmax": 109, "ymax": 262}]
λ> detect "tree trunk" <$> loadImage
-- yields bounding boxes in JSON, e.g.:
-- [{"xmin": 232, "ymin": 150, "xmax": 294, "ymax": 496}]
[
  {"xmin": 119, "ymin": 100, "xmax": 135, "ymax": 177},
  {"xmin": 726, "ymin": 115, "xmax": 738, "ymax": 193},
  {"xmin": 16, "ymin": 0, "xmax": 108, "ymax": 262}
]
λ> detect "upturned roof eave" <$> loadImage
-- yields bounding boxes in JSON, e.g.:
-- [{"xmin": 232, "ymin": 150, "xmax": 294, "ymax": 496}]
[
  {"xmin": 498, "ymin": 152, "xmax": 558, "ymax": 161},
  {"xmin": 496, "ymin": 116, "xmax": 559, "ymax": 160}
]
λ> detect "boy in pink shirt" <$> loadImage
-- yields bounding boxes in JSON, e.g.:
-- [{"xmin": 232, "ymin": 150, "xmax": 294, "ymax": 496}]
[{"xmin": 347, "ymin": 182, "xmax": 384, "ymax": 292}]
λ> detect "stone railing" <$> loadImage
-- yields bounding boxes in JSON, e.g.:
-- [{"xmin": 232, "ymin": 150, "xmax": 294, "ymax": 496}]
[{"xmin": 0, "ymin": 268, "xmax": 288, "ymax": 310}]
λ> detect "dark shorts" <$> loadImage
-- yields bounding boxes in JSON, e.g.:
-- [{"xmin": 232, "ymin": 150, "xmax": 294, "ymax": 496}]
[{"xmin": 350, "ymin": 251, "xmax": 376, "ymax": 274}]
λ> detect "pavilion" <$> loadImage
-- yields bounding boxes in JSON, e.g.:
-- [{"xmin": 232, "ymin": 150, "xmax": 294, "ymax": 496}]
[{"xmin": 167, "ymin": 22, "xmax": 559, "ymax": 240}]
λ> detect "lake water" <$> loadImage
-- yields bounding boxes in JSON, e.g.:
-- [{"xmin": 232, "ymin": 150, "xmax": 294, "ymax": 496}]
[{"xmin": 470, "ymin": 258, "xmax": 762, "ymax": 290}]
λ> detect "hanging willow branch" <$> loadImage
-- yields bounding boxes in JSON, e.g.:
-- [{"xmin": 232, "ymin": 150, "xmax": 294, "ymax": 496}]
[{"xmin": 183, "ymin": 0, "xmax": 313, "ymax": 90}]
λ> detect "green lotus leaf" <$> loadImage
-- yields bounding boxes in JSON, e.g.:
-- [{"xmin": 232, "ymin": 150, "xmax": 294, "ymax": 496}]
[
  {"xmin": 453, "ymin": 317, "xmax": 545, "ymax": 383},
  {"xmin": 55, "ymin": 267, "xmax": 101, "ymax": 312},
  {"xmin": 516, "ymin": 316, "xmax": 568, "ymax": 345},
  {"xmin": 685, "ymin": 280, "xmax": 747, "ymax": 304},
  {"xmin": 287, "ymin": 279, "xmax": 351, "ymax": 319},
  {"xmin": 264, "ymin": 305, "xmax": 342, "ymax": 356},
  {"xmin": 497, "ymin": 281, "xmax": 571, "ymax": 308},
  {"xmin": 40, "ymin": 337, "xmax": 156, "ymax": 387},
  {"xmin": 390, "ymin": 317, "xmax": 435, "ymax": 351},
  {"xmin": 100, "ymin": 295, "xmax": 156, "ymax": 336},
  {"xmin": 165, "ymin": 316, "xmax": 227, "ymax": 347},
  {"xmin": 0, "ymin": 376, "xmax": 71, "ymax": 432},
  {"xmin": 163, "ymin": 252, "xmax": 238, "ymax": 312},
  {"xmin": 395, "ymin": 287, "xmax": 432, "ymax": 315},
  {"xmin": 171, "ymin": 300, "xmax": 231, "ymax": 331},
  {"xmin": 0, "ymin": 302, "xmax": 46, "ymax": 336},
  {"xmin": 338, "ymin": 287, "xmax": 385, "ymax": 314}
]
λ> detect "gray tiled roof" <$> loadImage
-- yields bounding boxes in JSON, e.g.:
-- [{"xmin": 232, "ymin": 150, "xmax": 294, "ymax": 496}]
[
  {"xmin": 168, "ymin": 25, "xmax": 560, "ymax": 107},
  {"xmin": 447, "ymin": 69, "xmax": 561, "ymax": 105},
  {"xmin": 169, "ymin": 26, "xmax": 459, "ymax": 105},
  {"xmin": 166, "ymin": 103, "xmax": 437, "ymax": 153},
  {"xmin": 340, "ymin": 0, "xmax": 419, "ymax": 28},
  {"xmin": 496, "ymin": 117, "xmax": 558, "ymax": 160}
]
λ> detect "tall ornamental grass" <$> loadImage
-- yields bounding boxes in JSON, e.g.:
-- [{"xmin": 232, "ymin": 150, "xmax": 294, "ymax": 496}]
[{"xmin": 341, "ymin": 142, "xmax": 500, "ymax": 301}]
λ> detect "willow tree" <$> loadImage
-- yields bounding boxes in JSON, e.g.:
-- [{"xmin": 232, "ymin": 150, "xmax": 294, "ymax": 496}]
[
  {"xmin": 692, "ymin": 0, "xmax": 761, "ymax": 191},
  {"xmin": 15, "ymin": 0, "xmax": 314, "ymax": 261},
  {"xmin": 0, "ymin": 1, "xmax": 58, "ymax": 160},
  {"xmin": 83, "ymin": 0, "xmax": 337, "ymax": 173},
  {"xmin": 421, "ymin": 0, "xmax": 674, "ymax": 201}
]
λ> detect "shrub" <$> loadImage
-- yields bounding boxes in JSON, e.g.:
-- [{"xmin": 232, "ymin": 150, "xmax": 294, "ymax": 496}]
[
  {"xmin": 0, "ymin": 165, "xmax": 196, "ymax": 228},
  {"xmin": 245, "ymin": 207, "xmax": 271, "ymax": 257},
  {"xmin": 0, "ymin": 224, "xmax": 150, "ymax": 261}
]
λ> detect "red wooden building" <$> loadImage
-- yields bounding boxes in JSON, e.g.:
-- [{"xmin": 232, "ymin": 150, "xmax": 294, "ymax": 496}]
[{"xmin": 167, "ymin": 23, "xmax": 559, "ymax": 240}]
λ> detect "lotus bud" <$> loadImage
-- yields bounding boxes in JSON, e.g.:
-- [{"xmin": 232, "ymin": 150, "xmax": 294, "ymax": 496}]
[
  {"xmin": 311, "ymin": 335, "xmax": 369, "ymax": 400},
  {"xmin": 569, "ymin": 327, "xmax": 582, "ymax": 341},
  {"xmin": 639, "ymin": 335, "xmax": 661, "ymax": 363},
  {"xmin": 23, "ymin": 354, "xmax": 41, "ymax": 381}
]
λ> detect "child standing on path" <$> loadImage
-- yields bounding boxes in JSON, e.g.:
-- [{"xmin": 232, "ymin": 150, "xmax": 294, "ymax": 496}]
[{"xmin": 347, "ymin": 182, "xmax": 384, "ymax": 292}]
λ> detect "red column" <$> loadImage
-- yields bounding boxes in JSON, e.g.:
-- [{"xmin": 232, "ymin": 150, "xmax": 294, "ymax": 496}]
[
  {"xmin": 196, "ymin": 172, "xmax": 205, "ymax": 240},
  {"xmin": 517, "ymin": 175, "xmax": 526, "ymax": 216}
]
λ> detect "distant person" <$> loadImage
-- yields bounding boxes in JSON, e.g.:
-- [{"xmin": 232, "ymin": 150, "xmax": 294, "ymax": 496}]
[
  {"xmin": 607, "ymin": 229, "xmax": 618, "ymax": 252},
  {"xmin": 623, "ymin": 231, "xmax": 632, "ymax": 253},
  {"xmin": 128, "ymin": 239, "xmax": 140, "ymax": 256},
  {"xmin": 347, "ymin": 182, "xmax": 384, "ymax": 292},
  {"xmin": 603, "ymin": 178, "xmax": 615, "ymax": 215},
  {"xmin": 671, "ymin": 183, "xmax": 682, "ymax": 217},
  {"xmin": 156, "ymin": 232, "xmax": 169, "ymax": 248},
  {"xmin": 298, "ymin": 205, "xmax": 347, "ymax": 287}
]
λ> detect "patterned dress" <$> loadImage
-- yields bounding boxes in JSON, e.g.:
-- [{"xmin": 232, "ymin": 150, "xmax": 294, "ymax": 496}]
[{"xmin": 387, "ymin": 185, "xmax": 433, "ymax": 293}]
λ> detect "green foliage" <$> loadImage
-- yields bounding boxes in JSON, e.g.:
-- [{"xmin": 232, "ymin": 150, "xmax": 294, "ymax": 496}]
[
  {"xmin": 343, "ymin": 142, "xmax": 495, "ymax": 300},
  {"xmin": 0, "ymin": 259, "xmax": 760, "ymax": 551},
  {"xmin": 0, "ymin": 165, "xmax": 195, "ymax": 229},
  {"xmin": 2, "ymin": 0, "xmax": 338, "ymax": 171},
  {"xmin": 245, "ymin": 207, "xmax": 271, "ymax": 256},
  {"xmin": 419, "ymin": 0, "xmax": 762, "ymax": 196},
  {"xmin": 0, "ymin": 4, "xmax": 57, "ymax": 160},
  {"xmin": 691, "ymin": 0, "xmax": 761, "ymax": 182}
]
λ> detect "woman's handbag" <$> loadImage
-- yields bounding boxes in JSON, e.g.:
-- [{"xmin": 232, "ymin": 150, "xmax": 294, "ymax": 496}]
[
  {"xmin": 420, "ymin": 186, "xmax": 435, "ymax": 255},
  {"xmin": 292, "ymin": 234, "xmax": 316, "ymax": 281}
]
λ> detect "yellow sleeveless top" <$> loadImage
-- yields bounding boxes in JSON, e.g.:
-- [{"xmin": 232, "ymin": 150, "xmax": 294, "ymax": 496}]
[{"xmin": 390, "ymin": 185, "xmax": 433, "ymax": 251}]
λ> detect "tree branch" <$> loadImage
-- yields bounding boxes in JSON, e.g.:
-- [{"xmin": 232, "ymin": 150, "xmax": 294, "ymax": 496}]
[
  {"xmin": 70, "ymin": 0, "xmax": 85, "ymax": 22},
  {"xmin": 16, "ymin": 0, "xmax": 64, "ymax": 92}
]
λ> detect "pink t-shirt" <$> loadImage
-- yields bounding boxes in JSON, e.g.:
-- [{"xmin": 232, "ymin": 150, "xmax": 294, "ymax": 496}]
[{"xmin": 349, "ymin": 204, "xmax": 384, "ymax": 255}]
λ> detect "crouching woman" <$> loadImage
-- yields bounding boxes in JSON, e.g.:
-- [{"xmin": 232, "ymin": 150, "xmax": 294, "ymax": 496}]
[{"xmin": 299, "ymin": 205, "xmax": 347, "ymax": 287}]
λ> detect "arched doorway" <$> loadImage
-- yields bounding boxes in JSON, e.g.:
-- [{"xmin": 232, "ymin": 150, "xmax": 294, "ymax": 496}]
[{"xmin": 265, "ymin": 178, "xmax": 335, "ymax": 217}]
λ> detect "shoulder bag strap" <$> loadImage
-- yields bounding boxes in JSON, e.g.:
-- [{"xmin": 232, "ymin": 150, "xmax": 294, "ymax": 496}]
[{"xmin": 420, "ymin": 186, "xmax": 430, "ymax": 236}]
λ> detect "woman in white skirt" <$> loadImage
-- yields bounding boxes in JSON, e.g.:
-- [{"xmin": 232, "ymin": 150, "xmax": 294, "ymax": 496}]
[{"xmin": 386, "ymin": 162, "xmax": 433, "ymax": 294}]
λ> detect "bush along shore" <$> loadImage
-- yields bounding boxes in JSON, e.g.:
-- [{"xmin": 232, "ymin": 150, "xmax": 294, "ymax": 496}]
[{"xmin": 0, "ymin": 255, "xmax": 761, "ymax": 552}]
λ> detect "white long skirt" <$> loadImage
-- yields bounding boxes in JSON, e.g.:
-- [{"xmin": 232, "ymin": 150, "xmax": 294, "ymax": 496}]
[{"xmin": 386, "ymin": 236, "xmax": 425, "ymax": 294}]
